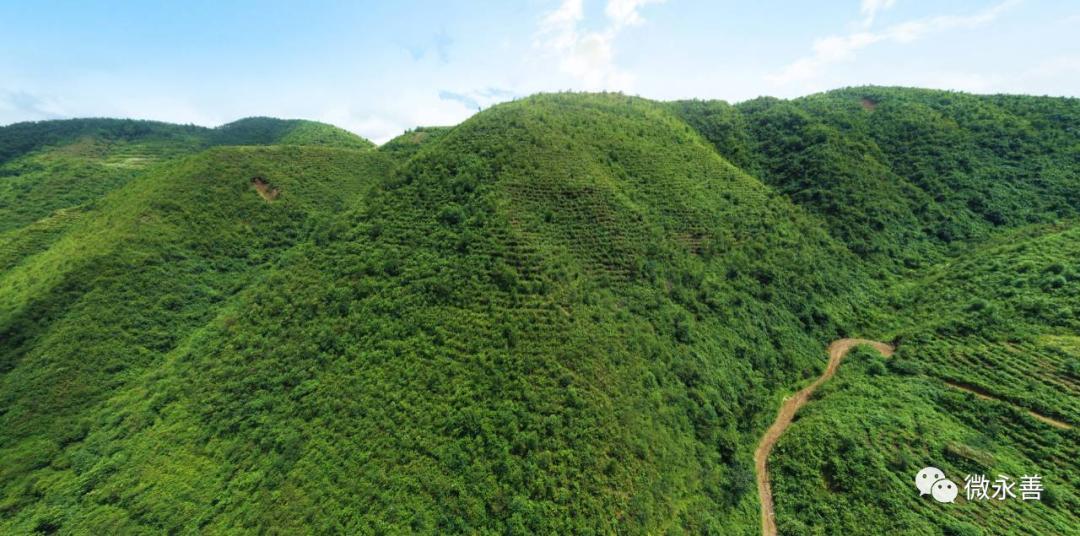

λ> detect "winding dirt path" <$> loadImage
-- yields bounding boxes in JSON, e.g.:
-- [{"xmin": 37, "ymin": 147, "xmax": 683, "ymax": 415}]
[{"xmin": 754, "ymin": 338, "xmax": 894, "ymax": 536}]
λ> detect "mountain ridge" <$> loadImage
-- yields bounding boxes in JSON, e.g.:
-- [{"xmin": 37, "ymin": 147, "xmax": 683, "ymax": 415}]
[{"xmin": 0, "ymin": 88, "xmax": 1077, "ymax": 534}]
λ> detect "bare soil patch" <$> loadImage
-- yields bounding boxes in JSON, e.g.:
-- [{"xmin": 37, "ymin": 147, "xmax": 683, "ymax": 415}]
[{"xmin": 251, "ymin": 177, "xmax": 280, "ymax": 202}]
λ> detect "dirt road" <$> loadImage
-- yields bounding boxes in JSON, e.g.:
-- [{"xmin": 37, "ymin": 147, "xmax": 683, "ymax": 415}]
[{"xmin": 754, "ymin": 338, "xmax": 894, "ymax": 536}]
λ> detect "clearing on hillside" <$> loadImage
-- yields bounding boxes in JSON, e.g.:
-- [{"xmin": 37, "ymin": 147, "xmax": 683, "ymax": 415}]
[{"xmin": 251, "ymin": 176, "xmax": 280, "ymax": 202}]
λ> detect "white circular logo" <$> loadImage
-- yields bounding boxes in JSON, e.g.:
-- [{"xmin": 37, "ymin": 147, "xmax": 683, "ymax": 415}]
[
  {"xmin": 915, "ymin": 466, "xmax": 944, "ymax": 496},
  {"xmin": 931, "ymin": 479, "xmax": 958, "ymax": 503}
]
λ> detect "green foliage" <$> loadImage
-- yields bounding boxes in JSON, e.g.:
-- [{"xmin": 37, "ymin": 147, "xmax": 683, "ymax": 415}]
[
  {"xmin": 380, "ymin": 126, "xmax": 454, "ymax": 159},
  {"xmin": 0, "ymin": 117, "xmax": 374, "ymax": 234},
  {"xmin": 770, "ymin": 224, "xmax": 1080, "ymax": 534},
  {"xmin": 0, "ymin": 118, "xmax": 207, "ymax": 165},
  {"xmin": 0, "ymin": 125, "xmax": 204, "ymax": 232},
  {"xmin": 0, "ymin": 145, "xmax": 391, "ymax": 533},
  {"xmin": 770, "ymin": 340, "xmax": 1078, "ymax": 535},
  {"xmin": 672, "ymin": 87, "xmax": 1080, "ymax": 269},
  {"xmin": 1, "ymin": 88, "xmax": 1078, "ymax": 534},
  {"xmin": 213, "ymin": 117, "xmax": 374, "ymax": 149}
]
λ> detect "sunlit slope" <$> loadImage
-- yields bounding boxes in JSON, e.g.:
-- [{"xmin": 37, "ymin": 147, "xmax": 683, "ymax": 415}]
[
  {"xmin": 0, "ymin": 146, "xmax": 391, "ymax": 530},
  {"xmin": 211, "ymin": 117, "xmax": 374, "ymax": 150},
  {"xmin": 672, "ymin": 88, "xmax": 1080, "ymax": 268},
  {"xmin": 769, "ymin": 223, "xmax": 1079, "ymax": 535},
  {"xmin": 883, "ymin": 222, "xmax": 1080, "ymax": 424},
  {"xmin": 0, "ymin": 121, "xmax": 204, "ymax": 233},
  {"xmin": 0, "ymin": 94, "xmax": 872, "ymax": 534},
  {"xmin": 379, "ymin": 126, "xmax": 454, "ymax": 159},
  {"xmin": 0, "ymin": 118, "xmax": 205, "ymax": 166},
  {"xmin": 4, "ymin": 89, "xmax": 1076, "ymax": 535},
  {"xmin": 0, "ymin": 118, "xmax": 373, "ymax": 233}
]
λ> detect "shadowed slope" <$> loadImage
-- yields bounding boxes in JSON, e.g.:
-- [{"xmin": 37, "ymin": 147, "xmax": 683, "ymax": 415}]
[{"xmin": 672, "ymin": 88, "xmax": 1080, "ymax": 268}]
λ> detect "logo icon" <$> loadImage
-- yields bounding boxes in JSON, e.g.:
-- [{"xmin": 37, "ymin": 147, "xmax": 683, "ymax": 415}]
[
  {"xmin": 915, "ymin": 466, "xmax": 957, "ymax": 503},
  {"xmin": 915, "ymin": 466, "xmax": 944, "ymax": 496},
  {"xmin": 931, "ymin": 478, "xmax": 958, "ymax": 503}
]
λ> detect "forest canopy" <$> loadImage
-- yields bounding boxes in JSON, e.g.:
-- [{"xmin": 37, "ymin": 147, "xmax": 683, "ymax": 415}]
[{"xmin": 0, "ymin": 88, "xmax": 1077, "ymax": 535}]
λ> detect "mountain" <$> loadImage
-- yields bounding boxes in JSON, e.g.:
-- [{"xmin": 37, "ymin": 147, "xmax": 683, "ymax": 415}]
[
  {"xmin": 670, "ymin": 88, "xmax": 1080, "ymax": 269},
  {"xmin": 769, "ymin": 222, "xmax": 1080, "ymax": 534},
  {"xmin": 0, "ymin": 88, "xmax": 1077, "ymax": 535},
  {"xmin": 0, "ymin": 117, "xmax": 371, "ymax": 232},
  {"xmin": 0, "ymin": 141, "xmax": 392, "ymax": 533}
]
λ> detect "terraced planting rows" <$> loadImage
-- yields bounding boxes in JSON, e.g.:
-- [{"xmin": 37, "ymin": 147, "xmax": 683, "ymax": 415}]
[
  {"xmin": 911, "ymin": 336, "xmax": 1079, "ymax": 425},
  {"xmin": 2, "ymin": 90, "xmax": 1078, "ymax": 534}
]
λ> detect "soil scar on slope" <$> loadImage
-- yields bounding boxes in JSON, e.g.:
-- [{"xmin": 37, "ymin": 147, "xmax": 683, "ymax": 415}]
[
  {"xmin": 251, "ymin": 177, "xmax": 280, "ymax": 202},
  {"xmin": 754, "ymin": 338, "xmax": 894, "ymax": 536}
]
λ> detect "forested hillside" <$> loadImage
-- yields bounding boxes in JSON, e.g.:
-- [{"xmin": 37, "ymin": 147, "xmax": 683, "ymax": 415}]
[
  {"xmin": 768, "ymin": 223, "xmax": 1080, "ymax": 534},
  {"xmin": 0, "ymin": 88, "xmax": 1077, "ymax": 535},
  {"xmin": 671, "ymin": 88, "xmax": 1080, "ymax": 270},
  {"xmin": 0, "ymin": 118, "xmax": 369, "ymax": 232}
]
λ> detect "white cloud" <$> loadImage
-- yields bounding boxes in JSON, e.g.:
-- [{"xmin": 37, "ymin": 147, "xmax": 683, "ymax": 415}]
[
  {"xmin": 859, "ymin": 0, "xmax": 897, "ymax": 28},
  {"xmin": 535, "ymin": 0, "xmax": 665, "ymax": 90},
  {"xmin": 0, "ymin": 82, "xmax": 225, "ymax": 128},
  {"xmin": 314, "ymin": 89, "xmax": 476, "ymax": 145},
  {"xmin": 606, "ymin": 0, "xmax": 665, "ymax": 28},
  {"xmin": 544, "ymin": 0, "xmax": 585, "ymax": 32},
  {"xmin": 769, "ymin": 0, "xmax": 1021, "ymax": 86},
  {"xmin": 438, "ymin": 88, "xmax": 518, "ymax": 112},
  {"xmin": 920, "ymin": 72, "xmax": 998, "ymax": 93},
  {"xmin": 1026, "ymin": 55, "xmax": 1080, "ymax": 78},
  {"xmin": 997, "ymin": 55, "xmax": 1080, "ymax": 95},
  {"xmin": 0, "ymin": 90, "xmax": 67, "ymax": 123},
  {"xmin": 846, "ymin": 53, "xmax": 1080, "ymax": 97}
]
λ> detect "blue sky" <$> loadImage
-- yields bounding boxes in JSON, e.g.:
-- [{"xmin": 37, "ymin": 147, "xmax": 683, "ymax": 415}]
[{"xmin": 2, "ymin": 0, "xmax": 1078, "ymax": 143}]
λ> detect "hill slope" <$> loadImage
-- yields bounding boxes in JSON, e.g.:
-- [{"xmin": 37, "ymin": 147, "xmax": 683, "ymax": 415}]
[
  {"xmin": 671, "ymin": 88, "xmax": 1080, "ymax": 269},
  {"xmin": 1, "ymin": 94, "xmax": 872, "ymax": 534},
  {"xmin": 769, "ymin": 222, "xmax": 1079, "ymax": 534},
  {"xmin": 1, "ymin": 89, "xmax": 1078, "ymax": 535},
  {"xmin": 0, "ymin": 145, "xmax": 392, "ymax": 533},
  {"xmin": 0, "ymin": 117, "xmax": 372, "ymax": 232}
]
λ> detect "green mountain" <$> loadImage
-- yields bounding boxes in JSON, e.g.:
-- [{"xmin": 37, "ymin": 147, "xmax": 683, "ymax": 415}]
[
  {"xmin": 0, "ymin": 89, "xmax": 1077, "ymax": 535},
  {"xmin": 769, "ymin": 223, "xmax": 1080, "ymax": 534},
  {"xmin": 670, "ymin": 88, "xmax": 1080, "ymax": 268},
  {"xmin": 0, "ymin": 117, "xmax": 370, "ymax": 232}
]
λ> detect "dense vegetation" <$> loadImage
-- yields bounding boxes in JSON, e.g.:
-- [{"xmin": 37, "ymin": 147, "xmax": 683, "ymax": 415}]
[
  {"xmin": 770, "ymin": 224, "xmax": 1079, "ymax": 534},
  {"xmin": 0, "ymin": 117, "xmax": 370, "ymax": 232},
  {"xmin": 1, "ymin": 88, "xmax": 1077, "ymax": 534},
  {"xmin": 670, "ymin": 88, "xmax": 1080, "ymax": 270}
]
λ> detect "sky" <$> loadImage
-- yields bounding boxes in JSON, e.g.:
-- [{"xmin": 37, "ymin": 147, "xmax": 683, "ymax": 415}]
[{"xmin": 2, "ymin": 0, "xmax": 1079, "ymax": 143}]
